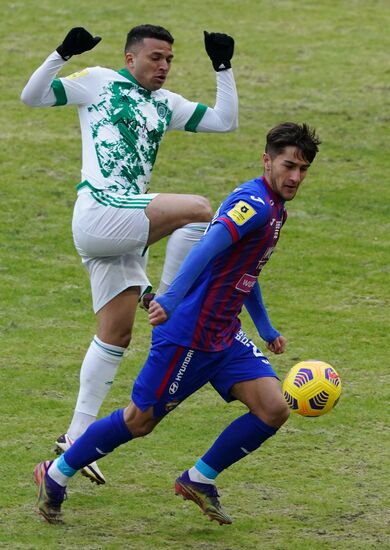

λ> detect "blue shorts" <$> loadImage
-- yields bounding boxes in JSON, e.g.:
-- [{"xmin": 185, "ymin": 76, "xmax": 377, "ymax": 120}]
[{"xmin": 132, "ymin": 328, "xmax": 278, "ymax": 418}]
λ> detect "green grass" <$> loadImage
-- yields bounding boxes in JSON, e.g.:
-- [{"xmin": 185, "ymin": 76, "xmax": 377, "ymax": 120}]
[{"xmin": 1, "ymin": 0, "xmax": 389, "ymax": 548}]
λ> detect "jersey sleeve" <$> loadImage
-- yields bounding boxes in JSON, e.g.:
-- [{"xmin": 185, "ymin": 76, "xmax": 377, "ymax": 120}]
[
  {"xmin": 166, "ymin": 91, "xmax": 208, "ymax": 132},
  {"xmin": 166, "ymin": 68, "xmax": 238, "ymax": 133},
  {"xmin": 196, "ymin": 69, "xmax": 238, "ymax": 133},
  {"xmin": 214, "ymin": 192, "xmax": 270, "ymax": 242},
  {"xmin": 245, "ymin": 280, "xmax": 280, "ymax": 343},
  {"xmin": 21, "ymin": 51, "xmax": 65, "ymax": 107},
  {"xmin": 50, "ymin": 67, "xmax": 102, "ymax": 106}
]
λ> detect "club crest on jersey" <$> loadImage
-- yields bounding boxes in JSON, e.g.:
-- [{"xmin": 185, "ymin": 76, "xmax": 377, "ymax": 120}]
[
  {"xmin": 227, "ymin": 201, "xmax": 256, "ymax": 226},
  {"xmin": 156, "ymin": 102, "xmax": 168, "ymax": 119}
]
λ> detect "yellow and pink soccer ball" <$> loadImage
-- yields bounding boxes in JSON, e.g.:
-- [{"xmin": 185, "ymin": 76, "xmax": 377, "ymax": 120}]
[{"xmin": 282, "ymin": 360, "xmax": 342, "ymax": 417}]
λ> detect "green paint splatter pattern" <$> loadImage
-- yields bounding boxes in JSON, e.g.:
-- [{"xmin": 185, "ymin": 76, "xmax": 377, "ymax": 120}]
[{"xmin": 88, "ymin": 81, "xmax": 172, "ymax": 196}]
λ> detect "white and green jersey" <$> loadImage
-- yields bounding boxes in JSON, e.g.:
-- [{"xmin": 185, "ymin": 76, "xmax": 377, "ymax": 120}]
[
  {"xmin": 21, "ymin": 51, "xmax": 238, "ymax": 198},
  {"xmin": 50, "ymin": 66, "xmax": 207, "ymax": 196}
]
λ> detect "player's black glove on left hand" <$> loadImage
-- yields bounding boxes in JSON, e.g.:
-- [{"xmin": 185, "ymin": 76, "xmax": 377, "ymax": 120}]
[
  {"xmin": 204, "ymin": 31, "xmax": 234, "ymax": 71},
  {"xmin": 56, "ymin": 27, "xmax": 102, "ymax": 60}
]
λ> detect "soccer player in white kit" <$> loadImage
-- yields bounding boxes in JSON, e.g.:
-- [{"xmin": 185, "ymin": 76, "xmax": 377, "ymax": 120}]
[{"xmin": 21, "ymin": 25, "xmax": 238, "ymax": 484}]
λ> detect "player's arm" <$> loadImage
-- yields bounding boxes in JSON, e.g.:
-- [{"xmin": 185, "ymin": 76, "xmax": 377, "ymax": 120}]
[
  {"xmin": 21, "ymin": 27, "xmax": 101, "ymax": 107},
  {"xmin": 168, "ymin": 31, "xmax": 238, "ymax": 133},
  {"xmin": 149, "ymin": 223, "xmax": 233, "ymax": 326},
  {"xmin": 196, "ymin": 31, "xmax": 238, "ymax": 132},
  {"xmin": 245, "ymin": 280, "xmax": 286, "ymax": 354}
]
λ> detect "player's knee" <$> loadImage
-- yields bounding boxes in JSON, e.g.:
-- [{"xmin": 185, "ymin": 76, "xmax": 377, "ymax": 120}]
[
  {"xmin": 257, "ymin": 399, "xmax": 290, "ymax": 428},
  {"xmin": 124, "ymin": 404, "xmax": 158, "ymax": 438},
  {"xmin": 190, "ymin": 195, "xmax": 213, "ymax": 222},
  {"xmin": 97, "ymin": 328, "xmax": 132, "ymax": 349},
  {"xmin": 277, "ymin": 401, "xmax": 290, "ymax": 426},
  {"xmin": 108, "ymin": 333, "xmax": 132, "ymax": 349},
  {"xmin": 273, "ymin": 400, "xmax": 290, "ymax": 427},
  {"xmin": 117, "ymin": 331, "xmax": 132, "ymax": 349},
  {"xmin": 130, "ymin": 422, "xmax": 155, "ymax": 438}
]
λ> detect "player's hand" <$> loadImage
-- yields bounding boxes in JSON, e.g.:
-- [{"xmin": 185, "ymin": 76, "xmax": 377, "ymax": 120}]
[
  {"xmin": 148, "ymin": 299, "xmax": 168, "ymax": 326},
  {"xmin": 204, "ymin": 31, "xmax": 234, "ymax": 71},
  {"xmin": 56, "ymin": 27, "xmax": 102, "ymax": 60},
  {"xmin": 266, "ymin": 335, "xmax": 286, "ymax": 355}
]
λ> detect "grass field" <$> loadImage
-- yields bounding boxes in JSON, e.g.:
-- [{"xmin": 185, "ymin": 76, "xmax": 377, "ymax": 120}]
[{"xmin": 1, "ymin": 0, "xmax": 389, "ymax": 548}]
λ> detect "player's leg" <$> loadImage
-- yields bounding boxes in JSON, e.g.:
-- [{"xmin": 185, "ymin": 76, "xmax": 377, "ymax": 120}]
[
  {"xmin": 155, "ymin": 222, "xmax": 208, "ymax": 295},
  {"xmin": 57, "ymin": 251, "xmax": 149, "ymax": 478},
  {"xmin": 145, "ymin": 193, "xmax": 212, "ymax": 245},
  {"xmin": 191, "ymin": 376, "xmax": 289, "ymax": 478},
  {"xmin": 194, "ymin": 376, "xmax": 287, "ymax": 469},
  {"xmin": 68, "ymin": 201, "xmax": 152, "ymax": 443},
  {"xmin": 175, "ymin": 335, "xmax": 289, "ymax": 522},
  {"xmin": 55, "ymin": 287, "xmax": 140, "ymax": 484},
  {"xmin": 56, "ymin": 200, "xmax": 152, "ymax": 483},
  {"xmin": 67, "ymin": 287, "xmax": 140, "ymax": 437}
]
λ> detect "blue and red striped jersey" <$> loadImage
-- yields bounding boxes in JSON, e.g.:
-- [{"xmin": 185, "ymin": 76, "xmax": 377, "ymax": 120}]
[{"xmin": 154, "ymin": 176, "xmax": 287, "ymax": 351}]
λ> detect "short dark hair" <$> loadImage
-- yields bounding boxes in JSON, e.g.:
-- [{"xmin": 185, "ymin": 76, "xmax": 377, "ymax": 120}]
[
  {"xmin": 124, "ymin": 24, "xmax": 174, "ymax": 52},
  {"xmin": 265, "ymin": 122, "xmax": 321, "ymax": 164}
]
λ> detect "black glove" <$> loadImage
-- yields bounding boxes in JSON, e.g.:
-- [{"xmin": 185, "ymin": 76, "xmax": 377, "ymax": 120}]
[
  {"xmin": 204, "ymin": 31, "xmax": 234, "ymax": 71},
  {"xmin": 56, "ymin": 27, "xmax": 101, "ymax": 60}
]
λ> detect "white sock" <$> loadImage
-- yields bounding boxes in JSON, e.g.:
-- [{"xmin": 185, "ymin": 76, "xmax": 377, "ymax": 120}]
[
  {"xmin": 67, "ymin": 335, "xmax": 125, "ymax": 440},
  {"xmin": 67, "ymin": 411, "xmax": 95, "ymax": 440},
  {"xmin": 156, "ymin": 223, "xmax": 208, "ymax": 295},
  {"xmin": 188, "ymin": 466, "xmax": 215, "ymax": 485},
  {"xmin": 48, "ymin": 459, "xmax": 70, "ymax": 487}
]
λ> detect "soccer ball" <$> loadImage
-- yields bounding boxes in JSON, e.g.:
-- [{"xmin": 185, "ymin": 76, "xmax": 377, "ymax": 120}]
[{"xmin": 282, "ymin": 360, "xmax": 342, "ymax": 417}]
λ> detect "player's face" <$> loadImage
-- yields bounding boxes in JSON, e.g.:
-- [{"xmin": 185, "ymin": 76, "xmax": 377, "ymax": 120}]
[
  {"xmin": 125, "ymin": 38, "xmax": 174, "ymax": 91},
  {"xmin": 263, "ymin": 146, "xmax": 311, "ymax": 201}
]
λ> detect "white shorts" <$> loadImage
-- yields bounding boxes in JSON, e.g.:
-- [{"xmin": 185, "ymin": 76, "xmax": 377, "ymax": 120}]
[{"xmin": 72, "ymin": 192, "xmax": 158, "ymax": 313}]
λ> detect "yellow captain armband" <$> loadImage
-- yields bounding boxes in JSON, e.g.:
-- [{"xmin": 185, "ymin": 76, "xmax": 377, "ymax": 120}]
[{"xmin": 227, "ymin": 200, "xmax": 256, "ymax": 226}]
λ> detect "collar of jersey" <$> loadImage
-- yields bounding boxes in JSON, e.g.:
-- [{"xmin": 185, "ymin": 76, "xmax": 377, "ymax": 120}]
[
  {"xmin": 117, "ymin": 68, "xmax": 152, "ymax": 97},
  {"xmin": 260, "ymin": 176, "xmax": 285, "ymax": 204}
]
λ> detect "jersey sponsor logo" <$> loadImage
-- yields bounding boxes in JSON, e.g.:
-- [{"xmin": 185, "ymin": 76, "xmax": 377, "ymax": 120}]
[
  {"xmin": 235, "ymin": 273, "xmax": 257, "ymax": 293},
  {"xmin": 169, "ymin": 349, "xmax": 194, "ymax": 395},
  {"xmin": 67, "ymin": 69, "xmax": 90, "ymax": 80},
  {"xmin": 169, "ymin": 382, "xmax": 179, "ymax": 395},
  {"xmin": 227, "ymin": 201, "xmax": 256, "ymax": 226}
]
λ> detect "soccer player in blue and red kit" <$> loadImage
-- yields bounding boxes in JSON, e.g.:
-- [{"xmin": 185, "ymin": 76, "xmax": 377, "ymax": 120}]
[{"xmin": 34, "ymin": 122, "xmax": 321, "ymax": 525}]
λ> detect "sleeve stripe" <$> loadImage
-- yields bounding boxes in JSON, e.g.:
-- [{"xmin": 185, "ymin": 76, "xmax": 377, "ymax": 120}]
[
  {"xmin": 218, "ymin": 216, "xmax": 240, "ymax": 242},
  {"xmin": 184, "ymin": 103, "xmax": 208, "ymax": 132},
  {"xmin": 51, "ymin": 79, "xmax": 67, "ymax": 106}
]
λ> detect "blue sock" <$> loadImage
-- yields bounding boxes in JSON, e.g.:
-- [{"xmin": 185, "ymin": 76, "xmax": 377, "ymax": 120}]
[
  {"xmin": 197, "ymin": 412, "xmax": 277, "ymax": 476},
  {"xmin": 61, "ymin": 408, "xmax": 133, "ymax": 471}
]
